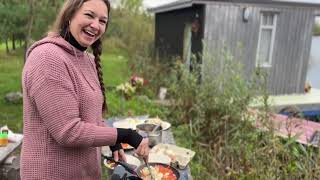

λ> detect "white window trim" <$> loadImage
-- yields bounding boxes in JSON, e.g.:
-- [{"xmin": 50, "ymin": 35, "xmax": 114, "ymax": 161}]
[{"xmin": 256, "ymin": 13, "xmax": 277, "ymax": 68}]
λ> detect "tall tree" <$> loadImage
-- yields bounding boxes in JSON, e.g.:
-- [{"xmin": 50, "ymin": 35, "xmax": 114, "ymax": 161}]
[
  {"xmin": 0, "ymin": 0, "xmax": 28, "ymax": 53},
  {"xmin": 119, "ymin": 0, "xmax": 143, "ymax": 14},
  {"xmin": 24, "ymin": 0, "xmax": 63, "ymax": 60},
  {"xmin": 0, "ymin": 0, "xmax": 63, "ymax": 56}
]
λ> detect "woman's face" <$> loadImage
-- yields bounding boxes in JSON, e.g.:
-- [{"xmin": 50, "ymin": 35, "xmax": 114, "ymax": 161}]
[{"xmin": 69, "ymin": 0, "xmax": 108, "ymax": 47}]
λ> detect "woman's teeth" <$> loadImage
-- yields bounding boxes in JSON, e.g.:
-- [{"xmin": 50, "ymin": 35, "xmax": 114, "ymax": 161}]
[{"xmin": 84, "ymin": 30, "xmax": 95, "ymax": 37}]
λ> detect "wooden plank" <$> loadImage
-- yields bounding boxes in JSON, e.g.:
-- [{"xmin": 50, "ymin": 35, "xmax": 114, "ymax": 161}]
[
  {"xmin": 229, "ymin": 5, "xmax": 238, "ymax": 56},
  {"xmin": 293, "ymin": 9, "xmax": 304, "ymax": 92},
  {"xmin": 280, "ymin": 7, "xmax": 290, "ymax": 94},
  {"xmin": 217, "ymin": 4, "xmax": 225, "ymax": 55},
  {"xmin": 297, "ymin": 10, "xmax": 314, "ymax": 93},
  {"xmin": 246, "ymin": 6, "xmax": 258, "ymax": 75},
  {"xmin": 273, "ymin": 7, "xmax": 286, "ymax": 94},
  {"xmin": 284, "ymin": 8, "xmax": 299, "ymax": 94},
  {"xmin": 234, "ymin": 5, "xmax": 243, "ymax": 65},
  {"xmin": 225, "ymin": 5, "xmax": 233, "ymax": 54},
  {"xmin": 283, "ymin": 8, "xmax": 303, "ymax": 93},
  {"xmin": 203, "ymin": 4, "xmax": 216, "ymax": 77},
  {"xmin": 205, "ymin": 4, "xmax": 215, "ymax": 55},
  {"xmin": 267, "ymin": 7, "xmax": 278, "ymax": 94}
]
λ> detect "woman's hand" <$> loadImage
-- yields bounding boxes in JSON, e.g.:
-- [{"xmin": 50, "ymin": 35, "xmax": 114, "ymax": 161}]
[
  {"xmin": 113, "ymin": 149, "xmax": 127, "ymax": 162},
  {"xmin": 134, "ymin": 138, "xmax": 149, "ymax": 159}
]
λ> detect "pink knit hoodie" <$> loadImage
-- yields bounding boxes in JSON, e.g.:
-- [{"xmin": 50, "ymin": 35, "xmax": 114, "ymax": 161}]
[{"xmin": 21, "ymin": 35, "xmax": 117, "ymax": 180}]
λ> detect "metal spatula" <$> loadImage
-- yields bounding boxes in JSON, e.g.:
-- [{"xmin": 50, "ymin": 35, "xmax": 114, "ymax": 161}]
[
  {"xmin": 103, "ymin": 155, "xmax": 138, "ymax": 176},
  {"xmin": 143, "ymin": 158, "xmax": 155, "ymax": 180}
]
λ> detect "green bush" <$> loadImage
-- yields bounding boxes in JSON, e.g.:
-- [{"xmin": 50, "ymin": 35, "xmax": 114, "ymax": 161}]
[
  {"xmin": 106, "ymin": 5, "xmax": 154, "ymax": 58},
  {"xmin": 103, "ymin": 2, "xmax": 157, "ymax": 96},
  {"xmin": 161, "ymin": 48, "xmax": 320, "ymax": 179},
  {"xmin": 106, "ymin": 89, "xmax": 168, "ymax": 119},
  {"xmin": 314, "ymin": 23, "xmax": 320, "ymax": 36}
]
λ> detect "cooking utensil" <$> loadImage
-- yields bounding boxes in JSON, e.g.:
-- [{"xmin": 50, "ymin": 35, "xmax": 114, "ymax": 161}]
[
  {"xmin": 136, "ymin": 123, "xmax": 162, "ymax": 147},
  {"xmin": 151, "ymin": 124, "xmax": 161, "ymax": 133},
  {"xmin": 112, "ymin": 166, "xmax": 142, "ymax": 180},
  {"xmin": 145, "ymin": 118, "xmax": 172, "ymax": 131},
  {"xmin": 103, "ymin": 155, "xmax": 138, "ymax": 176},
  {"xmin": 143, "ymin": 158, "xmax": 155, "ymax": 180}
]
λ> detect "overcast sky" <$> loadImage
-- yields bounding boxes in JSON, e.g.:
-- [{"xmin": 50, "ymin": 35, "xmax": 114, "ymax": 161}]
[
  {"xmin": 109, "ymin": 0, "xmax": 320, "ymax": 9},
  {"xmin": 277, "ymin": 0, "xmax": 320, "ymax": 3},
  {"xmin": 143, "ymin": 0, "xmax": 179, "ymax": 8},
  {"xmin": 143, "ymin": 0, "xmax": 320, "ymax": 8}
]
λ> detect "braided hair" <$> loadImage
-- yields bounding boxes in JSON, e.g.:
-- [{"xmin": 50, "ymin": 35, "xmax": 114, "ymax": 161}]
[{"xmin": 91, "ymin": 39, "xmax": 107, "ymax": 113}]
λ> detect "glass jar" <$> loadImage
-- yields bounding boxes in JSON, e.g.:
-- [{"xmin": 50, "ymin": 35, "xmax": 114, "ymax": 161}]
[{"xmin": 0, "ymin": 133, "xmax": 8, "ymax": 147}]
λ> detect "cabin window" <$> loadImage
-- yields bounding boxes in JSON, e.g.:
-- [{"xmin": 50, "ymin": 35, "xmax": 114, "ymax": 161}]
[{"xmin": 256, "ymin": 12, "xmax": 277, "ymax": 67}]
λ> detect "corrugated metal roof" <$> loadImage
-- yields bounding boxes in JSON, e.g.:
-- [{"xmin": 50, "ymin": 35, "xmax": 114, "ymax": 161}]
[{"xmin": 147, "ymin": 0, "xmax": 320, "ymax": 13}]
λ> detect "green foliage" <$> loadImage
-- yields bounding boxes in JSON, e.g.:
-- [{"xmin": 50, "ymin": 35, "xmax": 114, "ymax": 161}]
[
  {"xmin": 0, "ymin": 0, "xmax": 63, "ymax": 53},
  {"xmin": 106, "ymin": 3, "xmax": 154, "ymax": 68},
  {"xmin": 101, "ymin": 53, "xmax": 130, "ymax": 87},
  {"xmin": 30, "ymin": 0, "xmax": 63, "ymax": 40},
  {"xmin": 314, "ymin": 22, "xmax": 320, "ymax": 36},
  {"xmin": 119, "ymin": 0, "xmax": 143, "ymax": 13},
  {"xmin": 0, "ymin": 2, "xmax": 28, "ymax": 41},
  {"xmin": 162, "ymin": 48, "xmax": 320, "ymax": 178},
  {"xmin": 0, "ymin": 47, "xmax": 24, "ymax": 132},
  {"xmin": 107, "ymin": 89, "xmax": 167, "ymax": 118}
]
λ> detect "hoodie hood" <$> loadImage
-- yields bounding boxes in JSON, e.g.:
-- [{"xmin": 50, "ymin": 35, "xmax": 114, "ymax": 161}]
[{"xmin": 26, "ymin": 34, "xmax": 85, "ymax": 59}]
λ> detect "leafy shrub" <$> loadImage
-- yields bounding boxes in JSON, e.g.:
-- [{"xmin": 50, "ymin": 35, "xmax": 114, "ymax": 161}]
[
  {"xmin": 314, "ymin": 23, "xmax": 320, "ymax": 36},
  {"xmin": 164, "ymin": 48, "xmax": 320, "ymax": 179}
]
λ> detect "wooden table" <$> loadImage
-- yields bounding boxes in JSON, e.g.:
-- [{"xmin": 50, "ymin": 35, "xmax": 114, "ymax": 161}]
[
  {"xmin": 0, "ymin": 134, "xmax": 23, "ymax": 180},
  {"xmin": 104, "ymin": 117, "xmax": 193, "ymax": 180}
]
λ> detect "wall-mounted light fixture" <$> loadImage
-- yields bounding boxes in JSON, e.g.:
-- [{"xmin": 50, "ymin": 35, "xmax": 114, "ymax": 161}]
[{"xmin": 243, "ymin": 7, "xmax": 251, "ymax": 22}]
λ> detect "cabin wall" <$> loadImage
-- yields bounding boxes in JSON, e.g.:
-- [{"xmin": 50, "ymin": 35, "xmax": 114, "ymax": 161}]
[{"xmin": 203, "ymin": 3, "xmax": 315, "ymax": 95}]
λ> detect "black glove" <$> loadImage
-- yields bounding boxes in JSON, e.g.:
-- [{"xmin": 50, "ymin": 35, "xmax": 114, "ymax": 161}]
[
  {"xmin": 115, "ymin": 128, "xmax": 143, "ymax": 149},
  {"xmin": 110, "ymin": 143, "xmax": 122, "ymax": 152}
]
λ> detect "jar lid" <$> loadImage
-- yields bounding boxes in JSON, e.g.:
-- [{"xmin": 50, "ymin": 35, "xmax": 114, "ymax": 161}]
[{"xmin": 0, "ymin": 133, "xmax": 8, "ymax": 138}]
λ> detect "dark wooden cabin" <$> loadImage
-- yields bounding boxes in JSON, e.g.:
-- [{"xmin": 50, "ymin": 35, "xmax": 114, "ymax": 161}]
[{"xmin": 149, "ymin": 0, "xmax": 320, "ymax": 95}]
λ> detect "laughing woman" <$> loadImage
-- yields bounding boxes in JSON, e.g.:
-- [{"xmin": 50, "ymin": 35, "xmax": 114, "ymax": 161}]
[{"xmin": 21, "ymin": 0, "xmax": 149, "ymax": 179}]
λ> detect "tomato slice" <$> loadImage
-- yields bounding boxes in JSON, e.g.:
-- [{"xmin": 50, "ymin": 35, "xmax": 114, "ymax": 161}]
[{"xmin": 155, "ymin": 165, "xmax": 177, "ymax": 180}]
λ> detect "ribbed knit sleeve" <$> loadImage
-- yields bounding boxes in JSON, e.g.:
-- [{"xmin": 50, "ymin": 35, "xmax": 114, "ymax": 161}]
[{"xmin": 26, "ymin": 46, "xmax": 117, "ymax": 148}]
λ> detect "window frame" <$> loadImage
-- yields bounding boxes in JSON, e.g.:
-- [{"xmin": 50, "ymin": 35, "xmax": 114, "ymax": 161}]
[{"xmin": 256, "ymin": 12, "xmax": 278, "ymax": 68}]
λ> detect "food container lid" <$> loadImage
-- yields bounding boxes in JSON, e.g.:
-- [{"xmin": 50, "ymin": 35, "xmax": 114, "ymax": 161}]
[{"xmin": 0, "ymin": 133, "xmax": 8, "ymax": 138}]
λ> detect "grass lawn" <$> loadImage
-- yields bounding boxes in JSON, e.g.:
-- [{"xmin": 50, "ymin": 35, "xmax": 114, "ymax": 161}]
[
  {"xmin": 0, "ymin": 47, "xmax": 24, "ymax": 132},
  {"xmin": 0, "ymin": 44, "xmax": 137, "ymax": 132},
  {"xmin": 102, "ymin": 52, "xmax": 130, "ymax": 87},
  {"xmin": 0, "ymin": 45, "xmax": 164, "ymax": 130}
]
